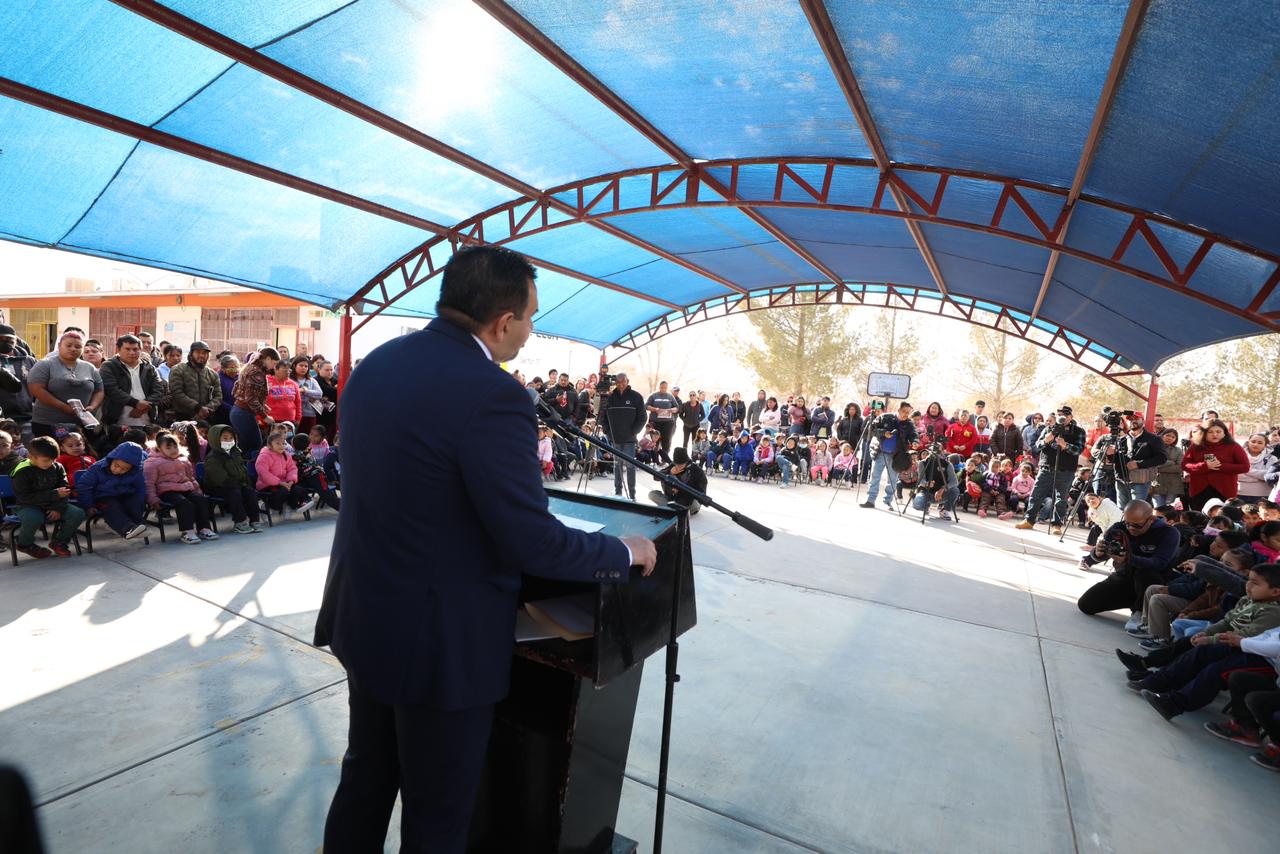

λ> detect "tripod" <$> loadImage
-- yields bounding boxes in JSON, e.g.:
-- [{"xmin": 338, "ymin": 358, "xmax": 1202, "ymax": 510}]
[
  {"xmin": 535, "ymin": 398, "xmax": 772, "ymax": 854},
  {"xmin": 829, "ymin": 413, "xmax": 877, "ymax": 511},
  {"xmin": 899, "ymin": 448, "xmax": 957, "ymax": 525},
  {"xmin": 1057, "ymin": 434, "xmax": 1125, "ymax": 543}
]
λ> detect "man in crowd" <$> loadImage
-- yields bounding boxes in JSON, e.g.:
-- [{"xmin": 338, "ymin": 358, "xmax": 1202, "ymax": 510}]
[
  {"xmin": 1015, "ymin": 405, "xmax": 1086, "ymax": 535},
  {"xmin": 809, "ymin": 396, "xmax": 835, "ymax": 439},
  {"xmin": 1108, "ymin": 413, "xmax": 1166, "ymax": 504},
  {"xmin": 542, "ymin": 371, "xmax": 577, "ymax": 424},
  {"xmin": 137, "ymin": 331, "xmax": 161, "ymax": 367},
  {"xmin": 82, "ymin": 339, "xmax": 105, "ymax": 368},
  {"xmin": 167, "ymin": 340, "xmax": 223, "ymax": 422},
  {"xmin": 600, "ymin": 373, "xmax": 647, "ymax": 500},
  {"xmin": 99, "ymin": 334, "xmax": 165, "ymax": 427},
  {"xmin": 646, "ymin": 380, "xmax": 679, "ymax": 462},
  {"xmin": 746, "ymin": 389, "xmax": 767, "ymax": 427},
  {"xmin": 861, "ymin": 401, "xmax": 917, "ymax": 510},
  {"xmin": 1076, "ymin": 500, "xmax": 1180, "ymax": 622},
  {"xmin": 0, "ymin": 323, "xmax": 35, "ymax": 441},
  {"xmin": 972, "ymin": 400, "xmax": 987, "ymax": 427}
]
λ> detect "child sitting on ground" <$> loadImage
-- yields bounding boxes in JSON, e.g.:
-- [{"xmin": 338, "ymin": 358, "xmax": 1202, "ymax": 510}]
[
  {"xmin": 203, "ymin": 425, "xmax": 263, "ymax": 534},
  {"xmin": 731, "ymin": 432, "xmax": 754, "ymax": 479},
  {"xmin": 636, "ymin": 428, "xmax": 660, "ymax": 465},
  {"xmin": 691, "ymin": 428, "xmax": 710, "ymax": 468},
  {"xmin": 55, "ymin": 431, "xmax": 97, "ymax": 485},
  {"xmin": 977, "ymin": 458, "xmax": 1015, "ymax": 519},
  {"xmin": 832, "ymin": 442, "xmax": 857, "ymax": 483},
  {"xmin": 0, "ymin": 430, "xmax": 23, "ymax": 476},
  {"xmin": 256, "ymin": 431, "xmax": 317, "ymax": 516},
  {"xmin": 10, "ymin": 436, "xmax": 86, "ymax": 559},
  {"xmin": 145, "ymin": 432, "xmax": 216, "ymax": 544},
  {"xmin": 75, "ymin": 441, "xmax": 148, "ymax": 540},
  {"xmin": 810, "ymin": 440, "xmax": 833, "ymax": 485},
  {"xmin": 291, "ymin": 434, "xmax": 340, "ymax": 510},
  {"xmin": 705, "ymin": 431, "xmax": 728, "ymax": 473}
]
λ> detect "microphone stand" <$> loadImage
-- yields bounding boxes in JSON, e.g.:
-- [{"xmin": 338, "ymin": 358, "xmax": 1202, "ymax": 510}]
[{"xmin": 535, "ymin": 397, "xmax": 771, "ymax": 854}]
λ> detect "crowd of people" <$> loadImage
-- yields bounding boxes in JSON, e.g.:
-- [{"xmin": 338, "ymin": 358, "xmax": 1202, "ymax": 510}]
[
  {"xmin": 0, "ymin": 325, "xmax": 341, "ymax": 557},
  {"xmin": 524, "ymin": 370, "xmax": 1280, "ymax": 772}
]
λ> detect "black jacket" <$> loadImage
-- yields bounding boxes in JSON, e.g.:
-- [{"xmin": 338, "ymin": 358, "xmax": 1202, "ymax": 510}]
[
  {"xmin": 836, "ymin": 413, "xmax": 864, "ymax": 446},
  {"xmin": 601, "ymin": 386, "xmax": 648, "ymax": 442},
  {"xmin": 0, "ymin": 352, "xmax": 35, "ymax": 420},
  {"xmin": 11, "ymin": 458, "xmax": 70, "ymax": 512},
  {"xmin": 869, "ymin": 413, "xmax": 917, "ymax": 455},
  {"xmin": 678, "ymin": 398, "xmax": 703, "ymax": 429},
  {"xmin": 656, "ymin": 460, "xmax": 708, "ymax": 507},
  {"xmin": 1033, "ymin": 421, "xmax": 1087, "ymax": 472},
  {"xmin": 541, "ymin": 382, "xmax": 577, "ymax": 422},
  {"xmin": 98, "ymin": 356, "xmax": 165, "ymax": 425},
  {"xmin": 1101, "ymin": 517, "xmax": 1180, "ymax": 580},
  {"xmin": 1123, "ymin": 429, "xmax": 1167, "ymax": 472},
  {"xmin": 989, "ymin": 424, "xmax": 1024, "ymax": 458}
]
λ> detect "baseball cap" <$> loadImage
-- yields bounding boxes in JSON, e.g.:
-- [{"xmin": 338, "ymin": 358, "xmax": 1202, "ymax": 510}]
[
  {"xmin": 190, "ymin": 340, "xmax": 211, "ymax": 352},
  {"xmin": 1058, "ymin": 405, "xmax": 1073, "ymax": 415}
]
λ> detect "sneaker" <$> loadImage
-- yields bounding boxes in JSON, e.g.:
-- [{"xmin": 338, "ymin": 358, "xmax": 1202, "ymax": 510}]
[
  {"xmin": 1140, "ymin": 689, "xmax": 1180, "ymax": 722},
  {"xmin": 1126, "ymin": 679, "xmax": 1146, "ymax": 693},
  {"xmin": 1128, "ymin": 627, "xmax": 1153, "ymax": 640},
  {"xmin": 1140, "ymin": 637, "xmax": 1169, "ymax": 650},
  {"xmin": 1203, "ymin": 720, "xmax": 1262, "ymax": 748},
  {"xmin": 1249, "ymin": 744, "xmax": 1280, "ymax": 772},
  {"xmin": 1014, "ymin": 520, "xmax": 1034, "ymax": 530},
  {"xmin": 180, "ymin": 531, "xmax": 201, "ymax": 545},
  {"xmin": 124, "ymin": 523, "xmax": 147, "ymax": 540},
  {"xmin": 198, "ymin": 528, "xmax": 219, "ymax": 540},
  {"xmin": 250, "ymin": 522, "xmax": 266, "ymax": 533},
  {"xmin": 1123, "ymin": 612, "xmax": 1144, "ymax": 632},
  {"xmin": 17, "ymin": 543, "xmax": 51, "ymax": 559},
  {"xmin": 997, "ymin": 512, "xmax": 1013, "ymax": 520},
  {"xmin": 232, "ymin": 522, "xmax": 253, "ymax": 535},
  {"xmin": 1050, "ymin": 525, "xmax": 1064, "ymax": 536},
  {"xmin": 49, "ymin": 540, "xmax": 73, "ymax": 558},
  {"xmin": 297, "ymin": 498, "xmax": 318, "ymax": 515},
  {"xmin": 1076, "ymin": 558, "xmax": 1091, "ymax": 571},
  {"xmin": 977, "ymin": 509, "xmax": 987, "ymax": 518},
  {"xmin": 1115, "ymin": 648, "xmax": 1147, "ymax": 672},
  {"xmin": 859, "ymin": 501, "xmax": 875, "ymax": 508},
  {"xmin": 882, "ymin": 500, "xmax": 894, "ymax": 509}
]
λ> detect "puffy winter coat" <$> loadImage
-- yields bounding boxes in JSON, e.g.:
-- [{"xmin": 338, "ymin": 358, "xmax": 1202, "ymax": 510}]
[
  {"xmin": 76, "ymin": 442, "xmax": 147, "ymax": 508},
  {"xmin": 255, "ymin": 447, "xmax": 298, "ymax": 489},
  {"xmin": 143, "ymin": 449, "xmax": 202, "ymax": 505}
]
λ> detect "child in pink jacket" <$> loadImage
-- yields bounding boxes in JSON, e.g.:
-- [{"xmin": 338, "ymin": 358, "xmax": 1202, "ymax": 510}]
[
  {"xmin": 256, "ymin": 432, "xmax": 317, "ymax": 515},
  {"xmin": 144, "ymin": 432, "xmax": 215, "ymax": 544}
]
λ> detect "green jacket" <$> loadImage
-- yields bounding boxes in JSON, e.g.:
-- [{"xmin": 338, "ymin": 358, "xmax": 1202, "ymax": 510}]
[
  {"xmin": 202, "ymin": 425, "xmax": 250, "ymax": 489},
  {"xmin": 11, "ymin": 458, "xmax": 70, "ymax": 511},
  {"xmin": 167, "ymin": 360, "xmax": 223, "ymax": 421},
  {"xmin": 1205, "ymin": 598, "xmax": 1280, "ymax": 639}
]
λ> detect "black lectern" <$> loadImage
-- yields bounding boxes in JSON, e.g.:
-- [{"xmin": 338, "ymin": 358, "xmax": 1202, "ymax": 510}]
[{"xmin": 467, "ymin": 489, "xmax": 696, "ymax": 853}]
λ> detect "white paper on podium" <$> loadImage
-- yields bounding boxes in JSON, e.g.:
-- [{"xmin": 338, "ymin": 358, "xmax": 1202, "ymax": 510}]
[
  {"xmin": 553, "ymin": 512, "xmax": 605, "ymax": 534},
  {"xmin": 514, "ymin": 608, "xmax": 558, "ymax": 642}
]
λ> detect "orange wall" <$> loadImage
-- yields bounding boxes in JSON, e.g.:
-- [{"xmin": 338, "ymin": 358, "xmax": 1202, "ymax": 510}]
[{"xmin": 0, "ymin": 293, "xmax": 317, "ymax": 309}]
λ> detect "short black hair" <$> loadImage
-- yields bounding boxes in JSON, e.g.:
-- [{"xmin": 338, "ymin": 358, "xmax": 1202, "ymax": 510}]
[
  {"xmin": 1219, "ymin": 505, "xmax": 1245, "ymax": 525},
  {"xmin": 1250, "ymin": 563, "xmax": 1280, "ymax": 588},
  {"xmin": 63, "ymin": 325, "xmax": 85, "ymax": 335},
  {"xmin": 116, "ymin": 334, "xmax": 141, "ymax": 349},
  {"xmin": 28, "ymin": 436, "xmax": 59, "ymax": 459},
  {"xmin": 1259, "ymin": 521, "xmax": 1280, "ymax": 541},
  {"xmin": 437, "ymin": 246, "xmax": 536, "ymax": 333},
  {"xmin": 122, "ymin": 428, "xmax": 147, "ymax": 445},
  {"xmin": 84, "ymin": 338, "xmax": 102, "ymax": 347},
  {"xmin": 291, "ymin": 434, "xmax": 310, "ymax": 452},
  {"xmin": 1218, "ymin": 529, "xmax": 1250, "ymax": 549}
]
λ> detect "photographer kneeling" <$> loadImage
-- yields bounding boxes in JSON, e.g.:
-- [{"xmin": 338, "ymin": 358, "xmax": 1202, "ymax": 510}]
[
  {"xmin": 1015, "ymin": 405, "xmax": 1087, "ymax": 535},
  {"xmin": 1077, "ymin": 500, "xmax": 1181, "ymax": 628},
  {"xmin": 910, "ymin": 448, "xmax": 959, "ymax": 521},
  {"xmin": 648, "ymin": 447, "xmax": 707, "ymax": 514}
]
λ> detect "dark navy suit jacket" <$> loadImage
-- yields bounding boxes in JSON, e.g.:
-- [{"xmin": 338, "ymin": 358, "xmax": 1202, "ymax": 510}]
[{"xmin": 314, "ymin": 317, "xmax": 630, "ymax": 709}]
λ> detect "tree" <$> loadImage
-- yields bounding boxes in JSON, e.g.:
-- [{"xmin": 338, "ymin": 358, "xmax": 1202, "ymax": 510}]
[
  {"xmin": 741, "ymin": 302, "xmax": 864, "ymax": 397},
  {"xmin": 864, "ymin": 311, "xmax": 925, "ymax": 379},
  {"xmin": 1223, "ymin": 334, "xmax": 1280, "ymax": 428},
  {"xmin": 958, "ymin": 328, "xmax": 1054, "ymax": 415}
]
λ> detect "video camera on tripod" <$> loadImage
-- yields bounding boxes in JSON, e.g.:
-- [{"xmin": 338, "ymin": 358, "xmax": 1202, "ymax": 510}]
[
  {"xmin": 1100, "ymin": 406, "xmax": 1140, "ymax": 435},
  {"xmin": 594, "ymin": 363, "xmax": 617, "ymax": 393}
]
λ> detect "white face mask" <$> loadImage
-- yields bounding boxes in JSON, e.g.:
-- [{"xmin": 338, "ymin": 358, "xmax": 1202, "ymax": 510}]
[{"xmin": 220, "ymin": 441, "xmax": 236, "ymax": 451}]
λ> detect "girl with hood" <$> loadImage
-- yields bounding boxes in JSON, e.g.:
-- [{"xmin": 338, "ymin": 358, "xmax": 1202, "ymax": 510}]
[
  {"xmin": 76, "ymin": 441, "xmax": 148, "ymax": 540},
  {"xmin": 203, "ymin": 425, "xmax": 262, "ymax": 533}
]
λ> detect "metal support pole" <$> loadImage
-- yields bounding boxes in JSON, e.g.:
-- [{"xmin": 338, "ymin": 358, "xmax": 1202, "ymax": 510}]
[
  {"xmin": 1144, "ymin": 377, "xmax": 1159, "ymax": 429},
  {"xmin": 337, "ymin": 309, "xmax": 353, "ymax": 393}
]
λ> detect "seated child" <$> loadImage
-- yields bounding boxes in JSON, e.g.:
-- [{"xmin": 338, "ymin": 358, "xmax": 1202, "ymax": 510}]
[
  {"xmin": 731, "ymin": 432, "xmax": 755, "ymax": 479},
  {"xmin": 308, "ymin": 425, "xmax": 331, "ymax": 465},
  {"xmin": 537, "ymin": 424, "xmax": 555, "ymax": 476},
  {"xmin": 292, "ymin": 434, "xmax": 341, "ymax": 510},
  {"xmin": 978, "ymin": 458, "xmax": 1015, "ymax": 519},
  {"xmin": 256, "ymin": 431, "xmax": 318, "ymax": 515},
  {"xmin": 750, "ymin": 436, "xmax": 776, "ymax": 481},
  {"xmin": 202, "ymin": 425, "xmax": 263, "ymax": 533},
  {"xmin": 831, "ymin": 442, "xmax": 857, "ymax": 484},
  {"xmin": 636, "ymin": 428, "xmax": 660, "ymax": 465},
  {"xmin": 1009, "ymin": 462, "xmax": 1035, "ymax": 515},
  {"xmin": 1201, "ymin": 624, "xmax": 1280, "ymax": 770},
  {"xmin": 75, "ymin": 441, "xmax": 149, "ymax": 540},
  {"xmin": 705, "ymin": 431, "xmax": 727, "ymax": 473},
  {"xmin": 1135, "ymin": 563, "xmax": 1280, "ymax": 722},
  {"xmin": 691, "ymin": 428, "xmax": 710, "ymax": 468},
  {"xmin": 810, "ymin": 440, "xmax": 833, "ymax": 485},
  {"xmin": 0, "ymin": 419, "xmax": 27, "ymax": 460},
  {"xmin": 55, "ymin": 431, "xmax": 97, "ymax": 486},
  {"xmin": 145, "ymin": 432, "xmax": 216, "ymax": 544},
  {"xmin": 10, "ymin": 436, "xmax": 86, "ymax": 558},
  {"xmin": 0, "ymin": 430, "xmax": 23, "ymax": 476}
]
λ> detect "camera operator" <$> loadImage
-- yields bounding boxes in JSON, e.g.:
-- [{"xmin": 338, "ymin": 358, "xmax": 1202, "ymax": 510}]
[
  {"xmin": 1077, "ymin": 500, "xmax": 1180, "ymax": 626},
  {"xmin": 541, "ymin": 372, "xmax": 578, "ymax": 424},
  {"xmin": 648, "ymin": 447, "xmax": 708, "ymax": 514},
  {"xmin": 1015, "ymin": 404, "xmax": 1087, "ymax": 535},
  {"xmin": 911, "ymin": 446, "xmax": 959, "ymax": 519},
  {"xmin": 599, "ymin": 373, "xmax": 647, "ymax": 500},
  {"xmin": 860, "ymin": 401, "xmax": 917, "ymax": 510},
  {"xmin": 1099, "ymin": 413, "xmax": 1165, "ymax": 505}
]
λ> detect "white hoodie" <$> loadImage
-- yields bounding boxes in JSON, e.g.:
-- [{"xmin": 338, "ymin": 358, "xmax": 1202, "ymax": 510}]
[{"xmin": 1241, "ymin": 626, "xmax": 1280, "ymax": 687}]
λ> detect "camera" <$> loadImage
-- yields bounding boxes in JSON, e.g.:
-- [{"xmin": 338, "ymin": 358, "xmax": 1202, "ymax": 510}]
[
  {"xmin": 1103, "ymin": 531, "xmax": 1127, "ymax": 557},
  {"xmin": 594, "ymin": 366, "xmax": 616, "ymax": 393},
  {"xmin": 1100, "ymin": 406, "xmax": 1139, "ymax": 434}
]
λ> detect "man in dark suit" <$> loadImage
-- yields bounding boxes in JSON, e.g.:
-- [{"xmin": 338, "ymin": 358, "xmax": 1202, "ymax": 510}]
[{"xmin": 315, "ymin": 246, "xmax": 656, "ymax": 853}]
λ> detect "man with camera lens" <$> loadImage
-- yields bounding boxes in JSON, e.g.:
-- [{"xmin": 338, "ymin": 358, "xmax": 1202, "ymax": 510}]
[
  {"xmin": 1092, "ymin": 411, "xmax": 1166, "ymax": 505},
  {"xmin": 1015, "ymin": 404, "xmax": 1087, "ymax": 535},
  {"xmin": 1076, "ymin": 500, "xmax": 1180, "ymax": 624},
  {"xmin": 860, "ymin": 401, "xmax": 917, "ymax": 510},
  {"xmin": 911, "ymin": 445, "xmax": 959, "ymax": 520},
  {"xmin": 599, "ymin": 372, "xmax": 647, "ymax": 500}
]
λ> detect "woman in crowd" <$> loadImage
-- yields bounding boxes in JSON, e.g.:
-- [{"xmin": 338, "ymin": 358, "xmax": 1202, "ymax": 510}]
[
  {"xmin": 230, "ymin": 347, "xmax": 279, "ymax": 459},
  {"xmin": 1238, "ymin": 432, "xmax": 1274, "ymax": 503},
  {"xmin": 759, "ymin": 397, "xmax": 782, "ymax": 433},
  {"xmin": 26, "ymin": 331, "xmax": 103, "ymax": 439},
  {"xmin": 709, "ymin": 394, "xmax": 735, "ymax": 433},
  {"xmin": 292, "ymin": 357, "xmax": 324, "ymax": 435},
  {"xmin": 214, "ymin": 355, "xmax": 239, "ymax": 425},
  {"xmin": 266, "ymin": 359, "xmax": 302, "ymax": 429},
  {"xmin": 1149, "ymin": 427, "xmax": 1185, "ymax": 507},
  {"xmin": 1182, "ymin": 420, "xmax": 1249, "ymax": 510},
  {"xmin": 788, "ymin": 396, "xmax": 809, "ymax": 436},
  {"xmin": 920, "ymin": 402, "xmax": 950, "ymax": 444},
  {"xmin": 314, "ymin": 359, "xmax": 339, "ymax": 438},
  {"xmin": 157, "ymin": 345, "xmax": 183, "ymax": 382},
  {"xmin": 835, "ymin": 402, "xmax": 864, "ymax": 449}
]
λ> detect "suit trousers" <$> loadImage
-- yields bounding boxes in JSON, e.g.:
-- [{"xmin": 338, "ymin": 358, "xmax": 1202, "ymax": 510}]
[{"xmin": 324, "ymin": 675, "xmax": 495, "ymax": 854}]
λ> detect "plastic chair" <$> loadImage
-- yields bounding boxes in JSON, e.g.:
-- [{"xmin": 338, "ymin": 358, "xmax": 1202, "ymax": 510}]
[{"xmin": 74, "ymin": 470, "xmax": 148, "ymax": 552}]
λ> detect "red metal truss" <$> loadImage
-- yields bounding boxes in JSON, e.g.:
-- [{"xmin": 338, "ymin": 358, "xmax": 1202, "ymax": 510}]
[
  {"xmin": 606, "ymin": 284, "xmax": 1151, "ymax": 400},
  {"xmin": 1031, "ymin": 0, "xmax": 1151, "ymax": 321},
  {"xmin": 351, "ymin": 157, "xmax": 1278, "ymax": 335}
]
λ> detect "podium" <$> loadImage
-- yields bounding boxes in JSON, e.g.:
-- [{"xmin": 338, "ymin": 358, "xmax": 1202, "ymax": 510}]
[{"xmin": 467, "ymin": 489, "xmax": 697, "ymax": 853}]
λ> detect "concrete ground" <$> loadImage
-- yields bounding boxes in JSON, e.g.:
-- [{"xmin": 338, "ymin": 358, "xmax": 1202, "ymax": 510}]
[{"xmin": 1, "ymin": 476, "xmax": 1274, "ymax": 853}]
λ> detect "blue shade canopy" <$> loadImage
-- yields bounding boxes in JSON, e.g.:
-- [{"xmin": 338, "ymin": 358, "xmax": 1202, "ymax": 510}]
[{"xmin": 1, "ymin": 0, "xmax": 1277, "ymax": 376}]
